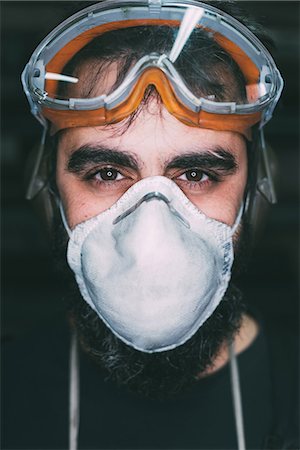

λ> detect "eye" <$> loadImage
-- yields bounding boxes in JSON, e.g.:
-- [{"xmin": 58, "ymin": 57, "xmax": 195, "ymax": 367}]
[
  {"xmin": 95, "ymin": 167, "xmax": 125, "ymax": 182},
  {"xmin": 177, "ymin": 169, "xmax": 209, "ymax": 183}
]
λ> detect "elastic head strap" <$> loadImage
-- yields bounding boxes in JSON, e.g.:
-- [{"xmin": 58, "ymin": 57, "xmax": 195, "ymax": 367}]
[
  {"xmin": 229, "ymin": 340, "xmax": 246, "ymax": 450},
  {"xmin": 69, "ymin": 329, "xmax": 80, "ymax": 450}
]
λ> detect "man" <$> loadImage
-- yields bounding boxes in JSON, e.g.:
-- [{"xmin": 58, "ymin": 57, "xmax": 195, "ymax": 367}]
[{"xmin": 2, "ymin": 1, "xmax": 298, "ymax": 449}]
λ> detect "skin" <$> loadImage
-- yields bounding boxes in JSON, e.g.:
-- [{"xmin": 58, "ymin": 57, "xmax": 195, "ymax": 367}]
[
  {"xmin": 57, "ymin": 101, "xmax": 247, "ymax": 229},
  {"xmin": 56, "ymin": 100, "xmax": 258, "ymax": 374}
]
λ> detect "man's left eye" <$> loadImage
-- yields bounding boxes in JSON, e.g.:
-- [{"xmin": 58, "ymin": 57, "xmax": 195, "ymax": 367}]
[
  {"xmin": 95, "ymin": 167, "xmax": 125, "ymax": 181},
  {"xmin": 177, "ymin": 169, "xmax": 209, "ymax": 182}
]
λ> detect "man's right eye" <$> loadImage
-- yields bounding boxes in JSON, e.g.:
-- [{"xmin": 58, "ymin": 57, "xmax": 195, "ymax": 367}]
[{"xmin": 95, "ymin": 167, "xmax": 125, "ymax": 182}]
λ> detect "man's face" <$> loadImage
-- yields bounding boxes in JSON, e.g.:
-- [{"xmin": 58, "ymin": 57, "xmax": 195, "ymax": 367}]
[
  {"xmin": 56, "ymin": 101, "xmax": 247, "ymax": 231},
  {"xmin": 55, "ymin": 100, "xmax": 248, "ymax": 398}
]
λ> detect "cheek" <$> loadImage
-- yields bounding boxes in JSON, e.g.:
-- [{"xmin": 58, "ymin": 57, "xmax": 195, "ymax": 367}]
[
  {"xmin": 56, "ymin": 162, "xmax": 123, "ymax": 230},
  {"xmin": 191, "ymin": 195, "xmax": 241, "ymax": 226},
  {"xmin": 188, "ymin": 182, "xmax": 246, "ymax": 227},
  {"xmin": 56, "ymin": 179, "xmax": 111, "ymax": 230},
  {"xmin": 188, "ymin": 166, "xmax": 247, "ymax": 226},
  {"xmin": 62, "ymin": 195, "xmax": 92, "ymax": 229},
  {"xmin": 56, "ymin": 151, "xmax": 96, "ymax": 229}
]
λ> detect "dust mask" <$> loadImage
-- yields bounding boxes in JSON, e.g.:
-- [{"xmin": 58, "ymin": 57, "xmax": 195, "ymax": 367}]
[{"xmin": 62, "ymin": 176, "xmax": 242, "ymax": 353}]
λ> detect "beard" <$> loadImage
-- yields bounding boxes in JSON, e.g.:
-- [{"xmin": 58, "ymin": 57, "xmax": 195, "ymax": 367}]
[{"xmin": 52, "ymin": 214, "xmax": 251, "ymax": 400}]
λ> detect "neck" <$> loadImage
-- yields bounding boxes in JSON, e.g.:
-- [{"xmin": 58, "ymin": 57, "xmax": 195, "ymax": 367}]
[{"xmin": 199, "ymin": 313, "xmax": 259, "ymax": 378}]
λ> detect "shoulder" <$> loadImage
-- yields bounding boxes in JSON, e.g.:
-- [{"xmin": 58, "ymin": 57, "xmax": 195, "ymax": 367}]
[{"xmin": 263, "ymin": 315, "xmax": 299, "ymax": 447}]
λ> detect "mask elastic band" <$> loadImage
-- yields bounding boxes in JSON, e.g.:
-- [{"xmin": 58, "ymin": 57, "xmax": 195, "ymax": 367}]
[
  {"xmin": 231, "ymin": 202, "xmax": 244, "ymax": 236},
  {"xmin": 59, "ymin": 201, "xmax": 72, "ymax": 237},
  {"xmin": 69, "ymin": 330, "xmax": 80, "ymax": 450},
  {"xmin": 26, "ymin": 126, "xmax": 47, "ymax": 200},
  {"xmin": 229, "ymin": 341, "xmax": 246, "ymax": 450},
  {"xmin": 113, "ymin": 191, "xmax": 190, "ymax": 229}
]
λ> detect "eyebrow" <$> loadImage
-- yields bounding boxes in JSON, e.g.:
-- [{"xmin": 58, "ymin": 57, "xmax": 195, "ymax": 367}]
[
  {"xmin": 66, "ymin": 144, "xmax": 238, "ymax": 176},
  {"xmin": 67, "ymin": 145, "xmax": 139, "ymax": 173},
  {"xmin": 165, "ymin": 147, "xmax": 238, "ymax": 174}
]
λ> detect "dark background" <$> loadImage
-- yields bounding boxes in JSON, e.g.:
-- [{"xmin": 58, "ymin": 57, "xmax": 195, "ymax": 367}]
[{"xmin": 1, "ymin": 1, "xmax": 299, "ymax": 340}]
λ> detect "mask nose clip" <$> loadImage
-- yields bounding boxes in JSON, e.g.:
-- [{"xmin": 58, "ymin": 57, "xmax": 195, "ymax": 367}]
[{"xmin": 113, "ymin": 191, "xmax": 190, "ymax": 229}]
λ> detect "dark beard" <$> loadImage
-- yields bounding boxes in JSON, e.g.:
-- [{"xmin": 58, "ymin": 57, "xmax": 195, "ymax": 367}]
[{"xmin": 52, "ymin": 215, "xmax": 250, "ymax": 400}]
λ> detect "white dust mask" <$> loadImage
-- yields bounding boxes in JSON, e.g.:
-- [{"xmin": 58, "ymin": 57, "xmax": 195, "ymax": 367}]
[{"xmin": 63, "ymin": 176, "xmax": 242, "ymax": 353}]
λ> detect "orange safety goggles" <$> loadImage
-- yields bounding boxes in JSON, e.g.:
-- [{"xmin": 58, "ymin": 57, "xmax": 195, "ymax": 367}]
[{"xmin": 22, "ymin": 0, "xmax": 283, "ymax": 139}]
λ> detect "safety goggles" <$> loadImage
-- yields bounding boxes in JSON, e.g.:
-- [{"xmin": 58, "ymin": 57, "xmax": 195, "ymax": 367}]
[{"xmin": 22, "ymin": 0, "xmax": 283, "ymax": 138}]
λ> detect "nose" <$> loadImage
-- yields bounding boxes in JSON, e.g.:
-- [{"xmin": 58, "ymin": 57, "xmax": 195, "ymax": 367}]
[{"xmin": 113, "ymin": 191, "xmax": 190, "ymax": 228}]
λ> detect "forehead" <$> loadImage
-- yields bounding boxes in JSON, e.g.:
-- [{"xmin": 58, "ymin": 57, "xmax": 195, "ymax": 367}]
[{"xmin": 58, "ymin": 102, "xmax": 247, "ymax": 165}]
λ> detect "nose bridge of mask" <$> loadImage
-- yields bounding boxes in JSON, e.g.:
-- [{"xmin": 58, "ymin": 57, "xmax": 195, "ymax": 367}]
[{"xmin": 113, "ymin": 191, "xmax": 190, "ymax": 229}]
